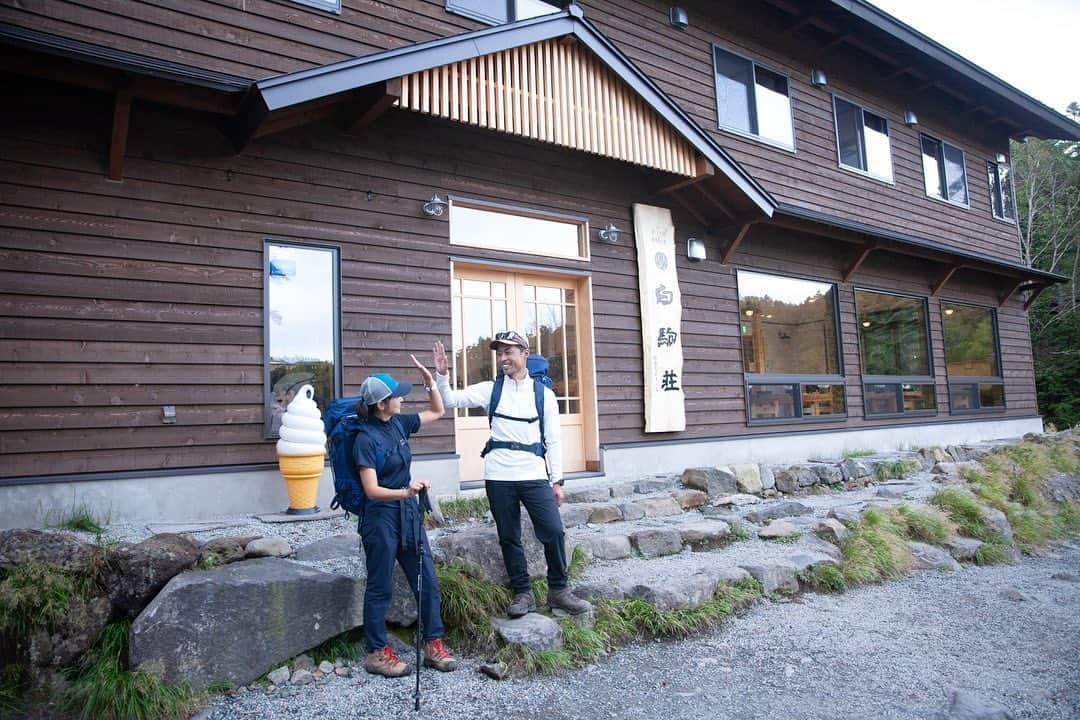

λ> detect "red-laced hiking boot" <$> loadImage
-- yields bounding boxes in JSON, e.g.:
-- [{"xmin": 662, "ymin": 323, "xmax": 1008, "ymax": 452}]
[
  {"xmin": 423, "ymin": 639, "xmax": 458, "ymax": 672},
  {"xmin": 364, "ymin": 645, "xmax": 411, "ymax": 678}
]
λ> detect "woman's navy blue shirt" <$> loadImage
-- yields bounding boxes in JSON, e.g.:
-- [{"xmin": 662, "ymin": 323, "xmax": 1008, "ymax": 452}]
[{"xmin": 353, "ymin": 413, "xmax": 421, "ymax": 501}]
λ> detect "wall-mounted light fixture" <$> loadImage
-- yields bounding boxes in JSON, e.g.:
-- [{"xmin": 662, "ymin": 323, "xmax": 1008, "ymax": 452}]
[
  {"xmin": 597, "ymin": 223, "xmax": 620, "ymax": 244},
  {"xmin": 903, "ymin": 110, "xmax": 919, "ymax": 127},
  {"xmin": 995, "ymin": 152, "xmax": 1008, "ymax": 164},
  {"xmin": 669, "ymin": 7, "xmax": 688, "ymax": 28},
  {"xmin": 687, "ymin": 237, "xmax": 706, "ymax": 262},
  {"xmin": 810, "ymin": 69, "xmax": 828, "ymax": 87},
  {"xmin": 162, "ymin": 405, "xmax": 177, "ymax": 424},
  {"xmin": 422, "ymin": 194, "xmax": 448, "ymax": 217}
]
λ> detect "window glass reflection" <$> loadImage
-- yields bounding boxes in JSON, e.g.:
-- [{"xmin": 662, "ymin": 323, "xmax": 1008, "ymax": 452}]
[
  {"xmin": 713, "ymin": 48, "xmax": 754, "ymax": 134},
  {"xmin": 267, "ymin": 243, "xmax": 338, "ymax": 435},
  {"xmin": 863, "ymin": 111, "xmax": 892, "ymax": 181},
  {"xmin": 748, "ymin": 384, "xmax": 797, "ymax": 419},
  {"xmin": 754, "ymin": 66, "xmax": 793, "ymax": 148},
  {"xmin": 801, "ymin": 384, "xmax": 846, "ymax": 416},
  {"xmin": 738, "ymin": 271, "xmax": 839, "ymax": 375},
  {"xmin": 942, "ymin": 304, "xmax": 999, "ymax": 377},
  {"xmin": 856, "ymin": 291, "xmax": 930, "ymax": 376},
  {"xmin": 451, "ymin": 205, "xmax": 584, "ymax": 259}
]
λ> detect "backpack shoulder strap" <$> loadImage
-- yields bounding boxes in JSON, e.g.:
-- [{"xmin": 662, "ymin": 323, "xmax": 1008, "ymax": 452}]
[
  {"xmin": 355, "ymin": 421, "xmax": 390, "ymax": 476},
  {"xmin": 533, "ymin": 379, "xmax": 546, "ymax": 453},
  {"xmin": 487, "ymin": 374, "xmax": 506, "ymax": 429}
]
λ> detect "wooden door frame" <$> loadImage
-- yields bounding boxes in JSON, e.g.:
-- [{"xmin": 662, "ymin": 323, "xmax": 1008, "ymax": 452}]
[{"xmin": 450, "ymin": 259, "xmax": 600, "ymax": 472}]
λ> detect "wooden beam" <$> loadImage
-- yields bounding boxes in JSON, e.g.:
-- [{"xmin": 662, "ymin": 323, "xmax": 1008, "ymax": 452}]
[
  {"xmin": 931, "ymin": 264, "xmax": 962, "ymax": 295},
  {"xmin": 668, "ymin": 190, "xmax": 710, "ymax": 228},
  {"xmin": 107, "ymin": 88, "xmax": 132, "ymax": 181},
  {"xmin": 721, "ymin": 222, "xmax": 753, "ymax": 264},
  {"xmin": 652, "ymin": 157, "xmax": 715, "ymax": 195},
  {"xmin": 692, "ymin": 181, "xmax": 735, "ymax": 222},
  {"xmin": 998, "ymin": 278, "xmax": 1027, "ymax": 307},
  {"xmin": 342, "ymin": 78, "xmax": 401, "ymax": 134},
  {"xmin": 1023, "ymin": 284, "xmax": 1051, "ymax": 311},
  {"xmin": 842, "ymin": 245, "xmax": 875, "ymax": 282}
]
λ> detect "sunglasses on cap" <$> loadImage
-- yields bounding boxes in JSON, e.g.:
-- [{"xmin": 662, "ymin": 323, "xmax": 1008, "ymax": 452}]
[{"xmin": 489, "ymin": 331, "xmax": 529, "ymax": 351}]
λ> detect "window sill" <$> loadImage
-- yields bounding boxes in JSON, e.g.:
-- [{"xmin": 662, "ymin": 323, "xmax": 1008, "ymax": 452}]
[
  {"xmin": 748, "ymin": 414, "xmax": 848, "ymax": 427},
  {"xmin": 864, "ymin": 409, "xmax": 938, "ymax": 420},
  {"xmin": 990, "ymin": 213, "xmax": 1017, "ymax": 225},
  {"xmin": 837, "ymin": 163, "xmax": 894, "ymax": 186},
  {"xmin": 716, "ymin": 125, "xmax": 795, "ymax": 154},
  {"xmin": 923, "ymin": 192, "xmax": 970, "ymax": 210},
  {"xmin": 949, "ymin": 407, "xmax": 1006, "ymax": 416}
]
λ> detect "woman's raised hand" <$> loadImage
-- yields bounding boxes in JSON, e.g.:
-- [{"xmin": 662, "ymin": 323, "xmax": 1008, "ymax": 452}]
[
  {"xmin": 432, "ymin": 340, "xmax": 449, "ymax": 375},
  {"xmin": 410, "ymin": 354, "xmax": 434, "ymax": 386}
]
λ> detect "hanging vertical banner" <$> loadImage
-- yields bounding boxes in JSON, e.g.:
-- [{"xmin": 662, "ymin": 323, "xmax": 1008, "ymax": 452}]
[{"xmin": 633, "ymin": 203, "xmax": 686, "ymax": 433}]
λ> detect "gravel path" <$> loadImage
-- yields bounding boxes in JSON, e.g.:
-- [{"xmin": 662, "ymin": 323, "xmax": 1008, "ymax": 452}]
[{"xmin": 203, "ymin": 541, "xmax": 1080, "ymax": 720}]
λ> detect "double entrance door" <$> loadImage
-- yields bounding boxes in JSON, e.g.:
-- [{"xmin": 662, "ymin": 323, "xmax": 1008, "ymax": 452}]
[{"xmin": 451, "ymin": 266, "xmax": 589, "ymax": 482}]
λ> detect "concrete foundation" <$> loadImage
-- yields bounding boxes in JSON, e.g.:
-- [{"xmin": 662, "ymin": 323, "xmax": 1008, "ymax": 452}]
[{"xmin": 0, "ymin": 416, "xmax": 1043, "ymax": 529}]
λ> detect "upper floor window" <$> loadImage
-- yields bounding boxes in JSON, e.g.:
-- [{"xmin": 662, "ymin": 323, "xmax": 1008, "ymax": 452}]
[
  {"xmin": 942, "ymin": 303, "xmax": 1004, "ymax": 412},
  {"xmin": 712, "ymin": 46, "xmax": 794, "ymax": 150},
  {"xmin": 265, "ymin": 241, "xmax": 341, "ymax": 437},
  {"xmin": 291, "ymin": 0, "xmax": 340, "ymax": 13},
  {"xmin": 446, "ymin": 0, "xmax": 561, "ymax": 25},
  {"xmin": 737, "ymin": 271, "xmax": 845, "ymax": 423},
  {"xmin": 450, "ymin": 199, "xmax": 589, "ymax": 261},
  {"xmin": 921, "ymin": 134, "xmax": 968, "ymax": 205},
  {"xmin": 986, "ymin": 160, "xmax": 1016, "ymax": 222},
  {"xmin": 855, "ymin": 289, "xmax": 936, "ymax": 418},
  {"xmin": 833, "ymin": 96, "xmax": 893, "ymax": 182}
]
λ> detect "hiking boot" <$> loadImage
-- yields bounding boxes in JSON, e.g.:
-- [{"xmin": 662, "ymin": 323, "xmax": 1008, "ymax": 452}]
[
  {"xmin": 364, "ymin": 646, "xmax": 411, "ymax": 678},
  {"xmin": 547, "ymin": 587, "xmax": 593, "ymax": 615},
  {"xmin": 423, "ymin": 639, "xmax": 458, "ymax": 672},
  {"xmin": 507, "ymin": 591, "xmax": 537, "ymax": 618}
]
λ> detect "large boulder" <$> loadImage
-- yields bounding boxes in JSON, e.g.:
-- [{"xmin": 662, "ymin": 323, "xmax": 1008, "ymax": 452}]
[
  {"xmin": 731, "ymin": 464, "xmax": 763, "ymax": 495},
  {"xmin": 582, "ymin": 534, "xmax": 632, "ymax": 560},
  {"xmin": 625, "ymin": 573, "xmax": 718, "ymax": 612},
  {"xmin": 681, "ymin": 467, "xmax": 737, "ymax": 497},
  {"xmin": 773, "ymin": 466, "xmax": 818, "ymax": 494},
  {"xmin": 435, "ymin": 518, "xmax": 574, "ymax": 585},
  {"xmin": 677, "ymin": 520, "xmax": 732, "ymax": 551},
  {"xmin": 628, "ymin": 528, "xmax": 683, "ymax": 557},
  {"xmin": 1043, "ymin": 472, "xmax": 1080, "ymax": 504},
  {"xmin": 907, "ymin": 542, "xmax": 960, "ymax": 572},
  {"xmin": 27, "ymin": 592, "xmax": 112, "ymax": 669},
  {"xmin": 129, "ymin": 558, "xmax": 363, "ymax": 688},
  {"xmin": 632, "ymin": 496, "xmax": 683, "ymax": 518},
  {"xmin": 563, "ymin": 486, "xmax": 611, "ymax": 504},
  {"xmin": 0, "ymin": 529, "xmax": 102, "ymax": 574},
  {"xmin": 103, "ymin": 533, "xmax": 201, "ymax": 616},
  {"xmin": 199, "ymin": 536, "xmax": 261, "ymax": 567}
]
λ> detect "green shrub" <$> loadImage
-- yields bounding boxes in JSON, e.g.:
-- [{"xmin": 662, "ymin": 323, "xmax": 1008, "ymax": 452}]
[
  {"xmin": 799, "ymin": 563, "xmax": 847, "ymax": 594},
  {"xmin": 875, "ymin": 459, "xmax": 920, "ymax": 480},
  {"xmin": 62, "ymin": 622, "xmax": 196, "ymax": 720}
]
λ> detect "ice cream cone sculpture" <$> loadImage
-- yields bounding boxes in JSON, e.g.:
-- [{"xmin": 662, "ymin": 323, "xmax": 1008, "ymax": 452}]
[{"xmin": 275, "ymin": 384, "xmax": 327, "ymax": 514}]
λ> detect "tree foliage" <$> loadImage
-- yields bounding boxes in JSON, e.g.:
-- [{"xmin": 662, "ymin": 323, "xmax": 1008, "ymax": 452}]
[{"xmin": 1013, "ymin": 102, "xmax": 1080, "ymax": 428}]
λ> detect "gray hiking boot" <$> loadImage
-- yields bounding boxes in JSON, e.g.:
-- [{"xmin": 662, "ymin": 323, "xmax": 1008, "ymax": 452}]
[
  {"xmin": 507, "ymin": 592, "xmax": 537, "ymax": 618},
  {"xmin": 547, "ymin": 587, "xmax": 593, "ymax": 615}
]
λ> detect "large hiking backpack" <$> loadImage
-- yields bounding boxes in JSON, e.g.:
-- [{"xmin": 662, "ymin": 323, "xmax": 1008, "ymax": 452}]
[
  {"xmin": 481, "ymin": 354, "xmax": 554, "ymax": 459},
  {"xmin": 324, "ymin": 396, "xmax": 403, "ymax": 520}
]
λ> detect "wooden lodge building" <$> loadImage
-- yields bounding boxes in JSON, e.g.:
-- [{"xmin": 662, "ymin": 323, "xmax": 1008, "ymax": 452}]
[{"xmin": 2, "ymin": 0, "xmax": 1077, "ymax": 526}]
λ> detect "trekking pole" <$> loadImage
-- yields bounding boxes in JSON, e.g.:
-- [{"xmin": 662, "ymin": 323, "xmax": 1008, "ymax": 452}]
[{"xmin": 414, "ymin": 488, "xmax": 432, "ymax": 712}]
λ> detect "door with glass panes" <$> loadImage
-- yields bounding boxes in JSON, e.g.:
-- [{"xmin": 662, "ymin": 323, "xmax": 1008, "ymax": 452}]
[{"xmin": 451, "ymin": 267, "xmax": 586, "ymax": 482}]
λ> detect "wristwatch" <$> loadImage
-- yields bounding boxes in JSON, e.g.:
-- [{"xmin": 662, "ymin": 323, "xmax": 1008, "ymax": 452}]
[{"xmin": 424, "ymin": 385, "xmax": 433, "ymax": 392}]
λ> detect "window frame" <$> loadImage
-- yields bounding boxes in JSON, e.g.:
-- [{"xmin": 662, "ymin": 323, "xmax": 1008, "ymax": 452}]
[
  {"xmin": 445, "ymin": 0, "xmax": 562, "ymax": 25},
  {"xmin": 711, "ymin": 44, "xmax": 796, "ymax": 153},
  {"xmin": 940, "ymin": 300, "xmax": 1006, "ymax": 414},
  {"xmin": 831, "ymin": 94, "xmax": 895, "ymax": 184},
  {"xmin": 263, "ymin": 239, "xmax": 343, "ymax": 438},
  {"xmin": 290, "ymin": 0, "xmax": 341, "ymax": 14},
  {"xmin": 920, "ymin": 132, "xmax": 970, "ymax": 207},
  {"xmin": 449, "ymin": 196, "xmax": 590, "ymax": 261},
  {"xmin": 854, "ymin": 287, "xmax": 938, "ymax": 419},
  {"xmin": 986, "ymin": 159, "xmax": 1017, "ymax": 223},
  {"xmin": 735, "ymin": 269, "xmax": 846, "ymax": 426}
]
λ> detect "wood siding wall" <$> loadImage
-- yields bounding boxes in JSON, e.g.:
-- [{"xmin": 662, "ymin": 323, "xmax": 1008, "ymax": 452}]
[
  {"xmin": 1, "ymin": 0, "xmax": 1028, "ymax": 264},
  {"xmin": 0, "ymin": 80, "xmax": 1036, "ymax": 479}
]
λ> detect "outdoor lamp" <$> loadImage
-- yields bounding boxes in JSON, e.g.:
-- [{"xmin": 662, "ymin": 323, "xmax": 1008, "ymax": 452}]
[
  {"xmin": 687, "ymin": 237, "xmax": 706, "ymax": 261},
  {"xmin": 597, "ymin": 223, "xmax": 620, "ymax": 243},
  {"xmin": 903, "ymin": 110, "xmax": 919, "ymax": 126},
  {"xmin": 669, "ymin": 7, "xmax": 688, "ymax": 28},
  {"xmin": 810, "ymin": 69, "xmax": 828, "ymax": 87},
  {"xmin": 422, "ymin": 194, "xmax": 448, "ymax": 217}
]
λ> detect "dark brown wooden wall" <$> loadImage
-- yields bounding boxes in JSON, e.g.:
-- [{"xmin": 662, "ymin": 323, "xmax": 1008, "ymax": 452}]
[
  {"xmin": 0, "ymin": 77, "xmax": 1036, "ymax": 478},
  {"xmin": 0, "ymin": 0, "xmax": 1027, "ymax": 265}
]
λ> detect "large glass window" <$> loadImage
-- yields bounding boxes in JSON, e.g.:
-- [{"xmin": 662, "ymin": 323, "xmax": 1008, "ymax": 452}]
[
  {"xmin": 921, "ymin": 134, "xmax": 968, "ymax": 204},
  {"xmin": 942, "ymin": 303, "xmax": 1004, "ymax": 412},
  {"xmin": 450, "ymin": 201, "xmax": 588, "ymax": 260},
  {"xmin": 986, "ymin": 160, "xmax": 1016, "ymax": 222},
  {"xmin": 265, "ymin": 242, "xmax": 341, "ymax": 436},
  {"xmin": 738, "ymin": 271, "xmax": 844, "ymax": 422},
  {"xmin": 855, "ymin": 289, "xmax": 935, "ymax": 417},
  {"xmin": 446, "ymin": 0, "xmax": 560, "ymax": 24},
  {"xmin": 833, "ymin": 96, "xmax": 893, "ymax": 181},
  {"xmin": 713, "ymin": 46, "xmax": 794, "ymax": 150},
  {"xmin": 291, "ymin": 0, "xmax": 340, "ymax": 13}
]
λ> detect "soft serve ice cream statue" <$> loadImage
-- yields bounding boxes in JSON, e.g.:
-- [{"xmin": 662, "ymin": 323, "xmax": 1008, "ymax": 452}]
[{"xmin": 275, "ymin": 384, "xmax": 327, "ymax": 513}]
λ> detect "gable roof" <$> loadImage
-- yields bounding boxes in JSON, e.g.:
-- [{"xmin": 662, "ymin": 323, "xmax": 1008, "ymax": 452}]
[{"xmin": 241, "ymin": 6, "xmax": 775, "ymax": 218}]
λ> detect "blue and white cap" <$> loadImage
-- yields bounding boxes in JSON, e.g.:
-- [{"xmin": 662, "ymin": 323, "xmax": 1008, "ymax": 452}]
[{"xmin": 359, "ymin": 373, "xmax": 412, "ymax": 406}]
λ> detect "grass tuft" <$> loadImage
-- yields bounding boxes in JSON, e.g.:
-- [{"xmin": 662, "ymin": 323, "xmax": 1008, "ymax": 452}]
[
  {"xmin": 0, "ymin": 562, "xmax": 86, "ymax": 637},
  {"xmin": 875, "ymin": 459, "xmax": 921, "ymax": 480},
  {"xmin": 437, "ymin": 496, "xmax": 491, "ymax": 523},
  {"xmin": 930, "ymin": 488, "xmax": 1014, "ymax": 565},
  {"xmin": 0, "ymin": 664, "xmax": 23, "ymax": 719},
  {"xmin": 435, "ymin": 563, "xmax": 512, "ymax": 653},
  {"xmin": 894, "ymin": 504, "xmax": 956, "ymax": 546},
  {"xmin": 61, "ymin": 622, "xmax": 197, "ymax": 720},
  {"xmin": 798, "ymin": 563, "xmax": 847, "ymax": 594},
  {"xmin": 841, "ymin": 449, "xmax": 876, "ymax": 459},
  {"xmin": 307, "ymin": 628, "xmax": 364, "ymax": 665},
  {"xmin": 836, "ymin": 507, "xmax": 913, "ymax": 585}
]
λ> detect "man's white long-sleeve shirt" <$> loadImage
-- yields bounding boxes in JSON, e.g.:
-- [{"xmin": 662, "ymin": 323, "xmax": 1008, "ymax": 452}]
[{"xmin": 435, "ymin": 372, "xmax": 562, "ymax": 485}]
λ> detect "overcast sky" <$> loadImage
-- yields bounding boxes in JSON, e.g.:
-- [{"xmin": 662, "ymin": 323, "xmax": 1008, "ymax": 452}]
[{"xmin": 867, "ymin": 0, "xmax": 1078, "ymax": 116}]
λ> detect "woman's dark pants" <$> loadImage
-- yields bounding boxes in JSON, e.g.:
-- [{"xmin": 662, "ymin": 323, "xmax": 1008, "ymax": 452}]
[
  {"xmin": 360, "ymin": 502, "xmax": 443, "ymax": 653},
  {"xmin": 485, "ymin": 479, "xmax": 568, "ymax": 595}
]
